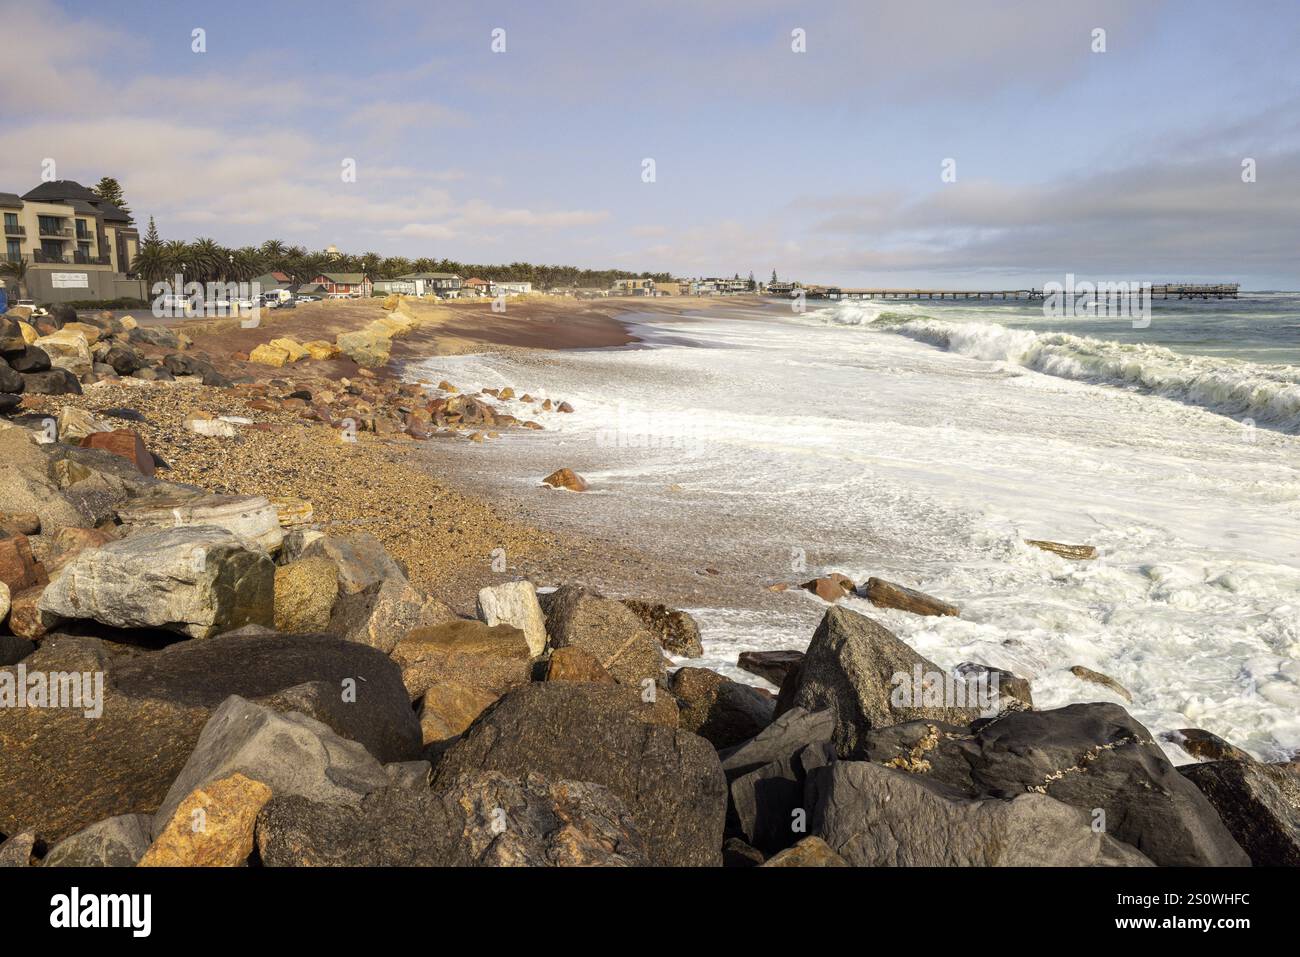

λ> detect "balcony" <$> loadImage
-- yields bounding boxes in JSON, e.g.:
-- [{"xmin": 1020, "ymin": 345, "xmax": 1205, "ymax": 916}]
[
  {"xmin": 38, "ymin": 224, "xmax": 71, "ymax": 237},
  {"xmin": 33, "ymin": 250, "xmax": 69, "ymax": 264},
  {"xmin": 72, "ymin": 250, "xmax": 110, "ymax": 265},
  {"xmin": 3, "ymin": 223, "xmax": 24, "ymax": 236}
]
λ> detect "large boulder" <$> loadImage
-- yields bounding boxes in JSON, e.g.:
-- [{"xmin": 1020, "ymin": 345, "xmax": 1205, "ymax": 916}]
[
  {"xmin": 857, "ymin": 704, "xmax": 1250, "ymax": 867},
  {"xmin": 42, "ymin": 814, "xmax": 153, "ymax": 867},
  {"xmin": 540, "ymin": 585, "xmax": 667, "ymax": 687},
  {"xmin": 390, "ymin": 619, "xmax": 533, "ymax": 746},
  {"xmin": 433, "ymin": 682, "xmax": 727, "ymax": 866},
  {"xmin": 0, "ymin": 633, "xmax": 419, "ymax": 842},
  {"xmin": 152, "ymin": 696, "xmax": 390, "ymax": 836},
  {"xmin": 335, "ymin": 328, "xmax": 391, "ymax": 368},
  {"xmin": 292, "ymin": 530, "xmax": 407, "ymax": 595},
  {"xmin": 20, "ymin": 368, "xmax": 81, "ymax": 395},
  {"xmin": 670, "ymin": 667, "xmax": 775, "ymax": 749},
  {"xmin": 807, "ymin": 760, "xmax": 1153, "ymax": 866},
  {"xmin": 476, "ymin": 580, "xmax": 547, "ymax": 657},
  {"xmin": 34, "ymin": 331, "xmax": 92, "ymax": 379},
  {"xmin": 775, "ymin": 606, "xmax": 980, "ymax": 757},
  {"xmin": 7, "ymin": 345, "xmax": 51, "ymax": 374},
  {"xmin": 731, "ymin": 739, "xmax": 835, "ymax": 856},
  {"xmin": 116, "ymin": 494, "xmax": 284, "ymax": 552},
  {"xmin": 0, "ymin": 357, "xmax": 22, "ymax": 395},
  {"xmin": 39, "ymin": 526, "xmax": 274, "ymax": 638},
  {"xmin": 140, "ymin": 773, "xmax": 272, "ymax": 867},
  {"xmin": 718, "ymin": 706, "xmax": 837, "ymax": 780},
  {"xmin": 1180, "ymin": 760, "xmax": 1300, "ymax": 866},
  {"xmin": 256, "ymin": 771, "xmax": 648, "ymax": 866},
  {"xmin": 326, "ymin": 574, "xmax": 456, "ymax": 654}
]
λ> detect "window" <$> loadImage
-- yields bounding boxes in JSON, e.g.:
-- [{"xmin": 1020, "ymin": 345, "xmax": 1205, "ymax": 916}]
[
  {"xmin": 76, "ymin": 218, "xmax": 91, "ymax": 239},
  {"xmin": 5, "ymin": 240, "xmax": 19, "ymax": 262},
  {"xmin": 38, "ymin": 215, "xmax": 64, "ymax": 235},
  {"xmin": 3, "ymin": 212, "xmax": 17, "ymax": 228}
]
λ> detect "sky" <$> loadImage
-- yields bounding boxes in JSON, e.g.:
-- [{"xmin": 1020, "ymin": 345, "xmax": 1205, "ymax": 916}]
[{"xmin": 4, "ymin": 0, "xmax": 1300, "ymax": 288}]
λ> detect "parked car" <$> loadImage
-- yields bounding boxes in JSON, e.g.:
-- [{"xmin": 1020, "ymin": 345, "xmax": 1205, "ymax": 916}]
[
  {"xmin": 14, "ymin": 299, "xmax": 49, "ymax": 318},
  {"xmin": 296, "ymin": 295, "xmax": 319, "ymax": 303}
]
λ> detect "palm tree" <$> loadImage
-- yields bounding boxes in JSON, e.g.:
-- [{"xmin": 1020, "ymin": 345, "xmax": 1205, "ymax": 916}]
[
  {"xmin": 130, "ymin": 242, "xmax": 170, "ymax": 285},
  {"xmin": 188, "ymin": 238, "xmax": 227, "ymax": 283},
  {"xmin": 228, "ymin": 246, "xmax": 266, "ymax": 283},
  {"xmin": 162, "ymin": 240, "xmax": 191, "ymax": 280},
  {"xmin": 260, "ymin": 239, "xmax": 286, "ymax": 260},
  {"xmin": 1, "ymin": 257, "xmax": 30, "ymax": 300}
]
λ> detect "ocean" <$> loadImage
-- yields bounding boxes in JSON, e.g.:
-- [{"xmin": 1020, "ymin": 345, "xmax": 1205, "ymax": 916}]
[{"xmin": 409, "ymin": 293, "xmax": 1300, "ymax": 763}]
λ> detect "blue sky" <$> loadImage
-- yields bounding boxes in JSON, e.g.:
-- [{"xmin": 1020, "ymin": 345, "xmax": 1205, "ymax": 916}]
[{"xmin": 6, "ymin": 0, "xmax": 1300, "ymax": 286}]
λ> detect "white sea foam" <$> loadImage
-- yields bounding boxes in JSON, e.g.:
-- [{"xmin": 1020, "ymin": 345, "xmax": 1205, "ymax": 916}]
[
  {"xmin": 808, "ymin": 301, "xmax": 1300, "ymax": 432},
  {"xmin": 408, "ymin": 308, "xmax": 1300, "ymax": 763}
]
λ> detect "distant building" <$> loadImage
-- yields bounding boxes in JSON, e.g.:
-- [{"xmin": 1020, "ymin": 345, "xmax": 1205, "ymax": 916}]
[
  {"xmin": 1, "ymin": 179, "xmax": 142, "ymax": 303},
  {"xmin": 462, "ymin": 277, "xmax": 491, "ymax": 297},
  {"xmin": 767, "ymin": 280, "xmax": 797, "ymax": 296},
  {"xmin": 654, "ymin": 281, "xmax": 686, "ymax": 296},
  {"xmin": 493, "ymin": 281, "xmax": 532, "ymax": 296},
  {"xmin": 399, "ymin": 272, "xmax": 462, "ymax": 298},
  {"xmin": 612, "ymin": 278, "xmax": 655, "ymax": 295},
  {"xmin": 372, "ymin": 278, "xmax": 416, "ymax": 296},
  {"xmin": 310, "ymin": 272, "xmax": 372, "ymax": 297}
]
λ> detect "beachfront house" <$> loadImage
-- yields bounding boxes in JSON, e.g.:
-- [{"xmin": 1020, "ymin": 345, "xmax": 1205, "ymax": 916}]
[
  {"xmin": 398, "ymin": 272, "xmax": 462, "ymax": 298},
  {"xmin": 1, "ymin": 180, "xmax": 142, "ymax": 303},
  {"xmin": 310, "ymin": 271, "xmax": 372, "ymax": 298},
  {"xmin": 462, "ymin": 277, "xmax": 491, "ymax": 297},
  {"xmin": 612, "ymin": 278, "xmax": 655, "ymax": 295},
  {"xmin": 493, "ymin": 281, "xmax": 532, "ymax": 296},
  {"xmin": 767, "ymin": 280, "xmax": 797, "ymax": 296}
]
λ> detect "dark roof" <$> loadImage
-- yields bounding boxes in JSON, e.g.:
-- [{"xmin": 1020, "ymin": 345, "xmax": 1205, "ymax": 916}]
[
  {"xmin": 0, "ymin": 192, "xmax": 22, "ymax": 208},
  {"xmin": 20, "ymin": 180, "xmax": 133, "ymax": 223},
  {"xmin": 22, "ymin": 179, "xmax": 102, "ymax": 203}
]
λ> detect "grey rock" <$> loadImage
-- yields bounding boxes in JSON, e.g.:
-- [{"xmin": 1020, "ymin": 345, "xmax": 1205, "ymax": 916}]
[
  {"xmin": 39, "ymin": 525, "xmax": 275, "ymax": 638},
  {"xmin": 857, "ymin": 703, "xmax": 1250, "ymax": 867},
  {"xmin": 0, "ymin": 635, "xmax": 34, "ymax": 666},
  {"xmin": 0, "ymin": 830, "xmax": 43, "ymax": 866},
  {"xmin": 153, "ymin": 695, "xmax": 389, "ymax": 836},
  {"xmin": 540, "ymin": 585, "xmax": 667, "ymax": 687},
  {"xmin": 433, "ymin": 682, "xmax": 727, "ymax": 866},
  {"xmin": 1180, "ymin": 760, "xmax": 1300, "ymax": 866},
  {"xmin": 327, "ymin": 574, "xmax": 456, "ymax": 655},
  {"xmin": 775, "ymin": 606, "xmax": 980, "ymax": 757},
  {"xmin": 0, "ymin": 632, "xmax": 418, "ymax": 843},
  {"xmin": 476, "ymin": 580, "xmax": 547, "ymax": 657},
  {"xmin": 807, "ymin": 760, "xmax": 1153, "ymax": 866},
  {"xmin": 116, "ymin": 493, "xmax": 284, "ymax": 552},
  {"xmin": 7, "ymin": 346, "xmax": 50, "ymax": 374},
  {"xmin": 42, "ymin": 814, "xmax": 152, "ymax": 867},
  {"xmin": 384, "ymin": 761, "xmax": 432, "ymax": 789},
  {"xmin": 20, "ymin": 368, "xmax": 81, "ymax": 395},
  {"xmin": 718, "ymin": 706, "xmax": 837, "ymax": 780},
  {"xmin": 256, "ymin": 771, "xmax": 648, "ymax": 866},
  {"xmin": 731, "ymin": 741, "xmax": 835, "ymax": 855},
  {"xmin": 737, "ymin": 649, "xmax": 804, "ymax": 687}
]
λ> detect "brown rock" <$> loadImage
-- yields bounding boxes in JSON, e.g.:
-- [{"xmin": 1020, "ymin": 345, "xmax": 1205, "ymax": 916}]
[
  {"xmin": 761, "ymin": 836, "xmax": 849, "ymax": 867},
  {"xmin": 79, "ymin": 429, "xmax": 155, "ymax": 477},
  {"xmin": 138, "ymin": 773, "xmax": 272, "ymax": 867},
  {"xmin": 557, "ymin": 401, "xmax": 574, "ymax": 413},
  {"xmin": 801, "ymin": 575, "xmax": 854, "ymax": 602},
  {"xmin": 417, "ymin": 682, "xmax": 501, "ymax": 747},
  {"xmin": 274, "ymin": 557, "xmax": 339, "ymax": 633},
  {"xmin": 1069, "ymin": 665, "xmax": 1133, "ymax": 702},
  {"xmin": 1166, "ymin": 728, "xmax": 1254, "ymax": 763},
  {"xmin": 0, "ymin": 513, "xmax": 40, "ymax": 536},
  {"xmin": 1027, "ymin": 539, "xmax": 1097, "ymax": 560},
  {"xmin": 544, "ymin": 645, "xmax": 616, "ymax": 684},
  {"xmin": 671, "ymin": 667, "xmax": 775, "ymax": 749},
  {"xmin": 541, "ymin": 468, "xmax": 588, "ymax": 491},
  {"xmin": 863, "ymin": 577, "xmax": 959, "ymax": 617},
  {"xmin": 0, "ymin": 533, "xmax": 42, "ymax": 593},
  {"xmin": 390, "ymin": 619, "xmax": 532, "ymax": 703},
  {"xmin": 620, "ymin": 599, "xmax": 703, "ymax": 657},
  {"xmin": 6, "ymin": 585, "xmax": 59, "ymax": 639}
]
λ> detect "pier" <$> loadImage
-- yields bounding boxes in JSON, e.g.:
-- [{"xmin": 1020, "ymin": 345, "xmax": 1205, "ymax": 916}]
[{"xmin": 793, "ymin": 283, "xmax": 1239, "ymax": 301}]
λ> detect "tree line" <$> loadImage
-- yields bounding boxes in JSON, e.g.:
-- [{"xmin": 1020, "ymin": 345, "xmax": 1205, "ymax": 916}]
[{"xmin": 131, "ymin": 220, "xmax": 672, "ymax": 291}]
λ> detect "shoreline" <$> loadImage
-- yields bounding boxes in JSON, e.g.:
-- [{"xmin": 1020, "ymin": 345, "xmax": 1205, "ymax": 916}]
[{"xmin": 1, "ymin": 294, "xmax": 1292, "ymax": 869}]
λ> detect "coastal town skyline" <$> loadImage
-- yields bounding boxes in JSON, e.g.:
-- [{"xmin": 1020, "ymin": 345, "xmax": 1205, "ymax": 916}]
[{"xmin": 3, "ymin": 0, "xmax": 1299, "ymax": 288}]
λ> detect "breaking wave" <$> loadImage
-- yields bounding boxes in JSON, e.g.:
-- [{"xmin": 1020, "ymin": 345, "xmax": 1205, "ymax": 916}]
[{"xmin": 810, "ymin": 302, "xmax": 1300, "ymax": 433}]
